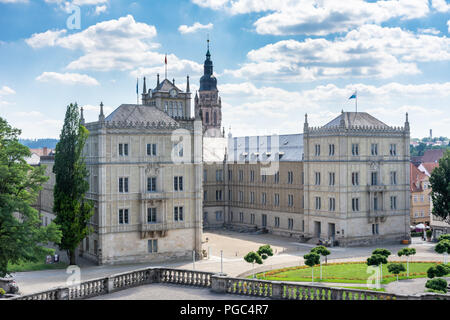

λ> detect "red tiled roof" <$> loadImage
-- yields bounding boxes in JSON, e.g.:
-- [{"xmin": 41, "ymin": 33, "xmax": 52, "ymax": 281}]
[
  {"xmin": 421, "ymin": 149, "xmax": 444, "ymax": 163},
  {"xmin": 29, "ymin": 147, "xmax": 53, "ymax": 156},
  {"xmin": 410, "ymin": 163, "xmax": 427, "ymax": 192},
  {"xmin": 421, "ymin": 162, "xmax": 439, "ymax": 175}
]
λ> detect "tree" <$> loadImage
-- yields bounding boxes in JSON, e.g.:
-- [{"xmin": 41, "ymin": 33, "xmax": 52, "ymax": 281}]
[
  {"xmin": 438, "ymin": 234, "xmax": 450, "ymax": 242},
  {"xmin": 257, "ymin": 244, "xmax": 273, "ymax": 260},
  {"xmin": 397, "ymin": 248, "xmax": 416, "ymax": 278},
  {"xmin": 435, "ymin": 239, "xmax": 450, "ymax": 264},
  {"xmin": 425, "ymin": 278, "xmax": 448, "ymax": 294},
  {"xmin": 372, "ymin": 248, "xmax": 391, "ymax": 258},
  {"xmin": 53, "ymin": 103, "xmax": 93, "ymax": 265},
  {"xmin": 311, "ymin": 245, "xmax": 331, "ymax": 280},
  {"xmin": 304, "ymin": 252, "xmax": 320, "ymax": 283},
  {"xmin": 387, "ymin": 263, "xmax": 406, "ymax": 282},
  {"xmin": 0, "ymin": 117, "xmax": 61, "ymax": 277},
  {"xmin": 429, "ymin": 150, "xmax": 450, "ymax": 222},
  {"xmin": 244, "ymin": 251, "xmax": 263, "ymax": 278},
  {"xmin": 367, "ymin": 254, "xmax": 388, "ymax": 284},
  {"xmin": 427, "ymin": 264, "xmax": 450, "ymax": 279}
]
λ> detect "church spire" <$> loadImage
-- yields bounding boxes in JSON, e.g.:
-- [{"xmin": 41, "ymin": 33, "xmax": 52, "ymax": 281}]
[
  {"xmin": 143, "ymin": 76, "xmax": 146, "ymax": 94},
  {"xmin": 99, "ymin": 101, "xmax": 105, "ymax": 122},
  {"xmin": 186, "ymin": 75, "xmax": 190, "ymax": 92}
]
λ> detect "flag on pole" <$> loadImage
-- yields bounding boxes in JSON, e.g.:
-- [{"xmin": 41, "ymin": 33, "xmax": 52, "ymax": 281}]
[
  {"xmin": 165, "ymin": 54, "xmax": 167, "ymax": 65},
  {"xmin": 136, "ymin": 78, "xmax": 138, "ymax": 94},
  {"xmin": 348, "ymin": 91, "xmax": 357, "ymax": 100}
]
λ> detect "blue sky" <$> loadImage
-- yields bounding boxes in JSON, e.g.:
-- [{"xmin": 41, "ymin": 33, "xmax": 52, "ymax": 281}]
[{"xmin": 0, "ymin": 0, "xmax": 449, "ymax": 139}]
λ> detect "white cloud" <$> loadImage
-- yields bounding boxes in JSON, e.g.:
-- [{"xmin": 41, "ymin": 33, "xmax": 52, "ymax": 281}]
[
  {"xmin": 218, "ymin": 81, "xmax": 450, "ymax": 138},
  {"xmin": 418, "ymin": 28, "xmax": 441, "ymax": 35},
  {"xmin": 226, "ymin": 25, "xmax": 450, "ymax": 81},
  {"xmin": 25, "ymin": 15, "xmax": 201, "ymax": 77},
  {"xmin": 178, "ymin": 22, "xmax": 213, "ymax": 34},
  {"xmin": 36, "ymin": 72, "xmax": 100, "ymax": 86},
  {"xmin": 192, "ymin": 0, "xmax": 430, "ymax": 36},
  {"xmin": 0, "ymin": 86, "xmax": 16, "ymax": 96},
  {"xmin": 94, "ymin": 4, "xmax": 107, "ymax": 15},
  {"xmin": 431, "ymin": 0, "xmax": 450, "ymax": 12}
]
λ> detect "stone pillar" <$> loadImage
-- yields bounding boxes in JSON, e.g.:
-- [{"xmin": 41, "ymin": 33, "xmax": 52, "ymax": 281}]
[
  {"xmin": 147, "ymin": 267, "xmax": 161, "ymax": 283},
  {"xmin": 271, "ymin": 281, "xmax": 283, "ymax": 299},
  {"xmin": 210, "ymin": 274, "xmax": 228, "ymax": 294},
  {"xmin": 107, "ymin": 276, "xmax": 115, "ymax": 293},
  {"xmin": 56, "ymin": 287, "xmax": 70, "ymax": 300}
]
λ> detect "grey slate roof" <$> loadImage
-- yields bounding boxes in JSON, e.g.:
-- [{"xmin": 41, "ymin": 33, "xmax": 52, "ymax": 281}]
[
  {"xmin": 105, "ymin": 104, "xmax": 178, "ymax": 125},
  {"xmin": 228, "ymin": 133, "xmax": 304, "ymax": 162},
  {"xmin": 323, "ymin": 112, "xmax": 389, "ymax": 128},
  {"xmin": 154, "ymin": 79, "xmax": 180, "ymax": 92}
]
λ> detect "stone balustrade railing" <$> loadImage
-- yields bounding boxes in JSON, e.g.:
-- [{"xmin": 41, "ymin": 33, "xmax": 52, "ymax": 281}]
[{"xmin": 9, "ymin": 267, "xmax": 450, "ymax": 300}]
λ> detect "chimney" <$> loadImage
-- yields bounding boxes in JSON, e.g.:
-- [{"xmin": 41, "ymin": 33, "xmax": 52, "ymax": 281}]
[{"xmin": 43, "ymin": 147, "xmax": 48, "ymax": 156}]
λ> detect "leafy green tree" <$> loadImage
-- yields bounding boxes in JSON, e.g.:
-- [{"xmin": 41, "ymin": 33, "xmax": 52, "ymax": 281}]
[
  {"xmin": 387, "ymin": 263, "xmax": 406, "ymax": 282},
  {"xmin": 257, "ymin": 244, "xmax": 273, "ymax": 260},
  {"xmin": 438, "ymin": 234, "xmax": 450, "ymax": 242},
  {"xmin": 435, "ymin": 239, "xmax": 450, "ymax": 264},
  {"xmin": 367, "ymin": 254, "xmax": 388, "ymax": 284},
  {"xmin": 244, "ymin": 251, "xmax": 263, "ymax": 278},
  {"xmin": 425, "ymin": 278, "xmax": 448, "ymax": 294},
  {"xmin": 53, "ymin": 103, "xmax": 93, "ymax": 265},
  {"xmin": 304, "ymin": 252, "xmax": 320, "ymax": 283},
  {"xmin": 398, "ymin": 248, "xmax": 416, "ymax": 277},
  {"xmin": 0, "ymin": 117, "xmax": 61, "ymax": 277},
  {"xmin": 427, "ymin": 264, "xmax": 450, "ymax": 279},
  {"xmin": 372, "ymin": 248, "xmax": 391, "ymax": 258},
  {"xmin": 311, "ymin": 245, "xmax": 331, "ymax": 279},
  {"xmin": 429, "ymin": 150, "xmax": 450, "ymax": 222}
]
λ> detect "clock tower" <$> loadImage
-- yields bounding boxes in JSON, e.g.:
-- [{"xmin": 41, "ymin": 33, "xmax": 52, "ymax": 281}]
[{"xmin": 195, "ymin": 39, "xmax": 223, "ymax": 137}]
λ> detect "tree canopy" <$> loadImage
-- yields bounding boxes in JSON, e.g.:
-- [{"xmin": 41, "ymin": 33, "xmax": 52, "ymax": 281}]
[
  {"xmin": 435, "ymin": 239, "xmax": 450, "ymax": 255},
  {"xmin": 429, "ymin": 150, "xmax": 450, "ymax": 222},
  {"xmin": 372, "ymin": 248, "xmax": 391, "ymax": 258},
  {"xmin": 0, "ymin": 117, "xmax": 61, "ymax": 277},
  {"xmin": 398, "ymin": 248, "xmax": 416, "ymax": 257},
  {"xmin": 387, "ymin": 263, "xmax": 406, "ymax": 275},
  {"xmin": 53, "ymin": 103, "xmax": 93, "ymax": 265},
  {"xmin": 427, "ymin": 264, "xmax": 450, "ymax": 279},
  {"xmin": 367, "ymin": 254, "xmax": 388, "ymax": 266},
  {"xmin": 311, "ymin": 245, "xmax": 331, "ymax": 257},
  {"xmin": 244, "ymin": 251, "xmax": 263, "ymax": 265},
  {"xmin": 257, "ymin": 244, "xmax": 273, "ymax": 260},
  {"xmin": 304, "ymin": 252, "xmax": 321, "ymax": 267}
]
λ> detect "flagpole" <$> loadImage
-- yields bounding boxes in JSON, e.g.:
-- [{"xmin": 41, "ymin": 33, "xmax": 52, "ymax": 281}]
[
  {"xmin": 355, "ymin": 90, "xmax": 357, "ymax": 113},
  {"xmin": 165, "ymin": 53, "xmax": 167, "ymax": 80},
  {"xmin": 136, "ymin": 78, "xmax": 139, "ymax": 105}
]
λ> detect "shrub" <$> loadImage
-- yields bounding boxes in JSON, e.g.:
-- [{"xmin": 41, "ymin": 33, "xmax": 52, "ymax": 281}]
[
  {"xmin": 425, "ymin": 278, "xmax": 448, "ymax": 293},
  {"xmin": 438, "ymin": 234, "xmax": 450, "ymax": 242},
  {"xmin": 0, "ymin": 288, "xmax": 5, "ymax": 296},
  {"xmin": 426, "ymin": 230, "xmax": 433, "ymax": 238},
  {"xmin": 427, "ymin": 264, "xmax": 450, "ymax": 278}
]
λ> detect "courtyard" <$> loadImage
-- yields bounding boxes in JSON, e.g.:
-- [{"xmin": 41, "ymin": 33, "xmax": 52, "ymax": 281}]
[{"xmin": 12, "ymin": 229, "xmax": 445, "ymax": 298}]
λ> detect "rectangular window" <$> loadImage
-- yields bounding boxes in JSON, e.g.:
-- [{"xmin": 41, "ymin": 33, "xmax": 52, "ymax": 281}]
[
  {"xmin": 148, "ymin": 239, "xmax": 158, "ymax": 253},
  {"xmin": 372, "ymin": 224, "xmax": 379, "ymax": 235},
  {"xmin": 262, "ymin": 174, "xmax": 267, "ymax": 183},
  {"xmin": 250, "ymin": 192, "xmax": 255, "ymax": 204},
  {"xmin": 228, "ymin": 170, "xmax": 232, "ymax": 181},
  {"xmin": 216, "ymin": 190, "xmax": 222, "ymax": 201},
  {"xmin": 119, "ymin": 177, "xmax": 129, "ymax": 193},
  {"xmin": 329, "ymin": 172, "xmax": 335, "ymax": 186},
  {"xmin": 239, "ymin": 191, "xmax": 244, "ymax": 202},
  {"xmin": 390, "ymin": 196, "xmax": 397, "ymax": 210},
  {"xmin": 118, "ymin": 209, "xmax": 129, "ymax": 224},
  {"xmin": 315, "ymin": 197, "xmax": 321, "ymax": 210},
  {"xmin": 274, "ymin": 217, "xmax": 280, "ymax": 228},
  {"xmin": 262, "ymin": 214, "xmax": 267, "ymax": 227},
  {"xmin": 119, "ymin": 143, "xmax": 129, "ymax": 156},
  {"xmin": 288, "ymin": 194, "xmax": 294, "ymax": 207},
  {"xmin": 352, "ymin": 198, "xmax": 359, "ymax": 211},
  {"xmin": 203, "ymin": 169, "xmax": 207, "ymax": 182},
  {"xmin": 274, "ymin": 193, "xmax": 280, "ymax": 206},
  {"xmin": 204, "ymin": 190, "xmax": 207, "ymax": 201},
  {"xmin": 239, "ymin": 212, "xmax": 244, "ymax": 223},
  {"xmin": 250, "ymin": 214, "xmax": 255, "ymax": 224},
  {"xmin": 239, "ymin": 170, "xmax": 244, "ymax": 182},
  {"xmin": 315, "ymin": 144, "xmax": 320, "ymax": 156},
  {"xmin": 147, "ymin": 177, "xmax": 156, "ymax": 192},
  {"xmin": 174, "ymin": 206, "xmax": 184, "ymax": 221},
  {"xmin": 288, "ymin": 171, "xmax": 293, "ymax": 184},
  {"xmin": 147, "ymin": 207, "xmax": 157, "ymax": 223},
  {"xmin": 374, "ymin": 197, "xmax": 378, "ymax": 211},
  {"xmin": 329, "ymin": 198, "xmax": 336, "ymax": 211},
  {"xmin": 174, "ymin": 176, "xmax": 183, "ymax": 191},
  {"xmin": 228, "ymin": 189, "xmax": 232, "ymax": 201},
  {"xmin": 215, "ymin": 211, "xmax": 222, "ymax": 221},
  {"xmin": 315, "ymin": 172, "xmax": 321, "ymax": 185},
  {"xmin": 147, "ymin": 143, "xmax": 157, "ymax": 156},
  {"xmin": 390, "ymin": 171, "xmax": 397, "ymax": 185},
  {"xmin": 390, "ymin": 144, "xmax": 397, "ymax": 156},
  {"xmin": 216, "ymin": 170, "xmax": 223, "ymax": 182},
  {"xmin": 352, "ymin": 143, "xmax": 359, "ymax": 156},
  {"xmin": 250, "ymin": 170, "xmax": 255, "ymax": 182},
  {"xmin": 288, "ymin": 218, "xmax": 294, "ymax": 230},
  {"xmin": 371, "ymin": 172, "xmax": 378, "ymax": 186},
  {"xmin": 329, "ymin": 144, "xmax": 335, "ymax": 156},
  {"xmin": 351, "ymin": 172, "xmax": 359, "ymax": 186},
  {"xmin": 371, "ymin": 143, "xmax": 378, "ymax": 156},
  {"xmin": 302, "ymin": 172, "xmax": 304, "ymax": 185},
  {"xmin": 262, "ymin": 192, "xmax": 267, "ymax": 205},
  {"xmin": 274, "ymin": 171, "xmax": 280, "ymax": 184}
]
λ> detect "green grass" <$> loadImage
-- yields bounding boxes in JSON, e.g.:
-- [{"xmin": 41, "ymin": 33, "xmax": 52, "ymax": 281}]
[
  {"xmin": 7, "ymin": 254, "xmax": 68, "ymax": 273},
  {"xmin": 254, "ymin": 261, "xmax": 439, "ymax": 285}
]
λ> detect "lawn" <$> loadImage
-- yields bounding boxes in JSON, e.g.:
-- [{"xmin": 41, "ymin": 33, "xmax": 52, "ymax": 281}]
[
  {"xmin": 254, "ymin": 261, "xmax": 439, "ymax": 285},
  {"xmin": 7, "ymin": 254, "xmax": 68, "ymax": 273}
]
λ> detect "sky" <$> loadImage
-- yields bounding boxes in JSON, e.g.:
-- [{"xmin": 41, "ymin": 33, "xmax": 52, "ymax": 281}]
[{"xmin": 0, "ymin": 0, "xmax": 449, "ymax": 139}]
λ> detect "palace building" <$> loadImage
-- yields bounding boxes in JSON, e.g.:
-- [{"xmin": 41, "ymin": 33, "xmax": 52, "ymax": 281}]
[{"xmin": 37, "ymin": 41, "xmax": 411, "ymax": 266}]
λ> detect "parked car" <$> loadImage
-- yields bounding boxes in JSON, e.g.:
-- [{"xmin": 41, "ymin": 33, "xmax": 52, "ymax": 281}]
[{"xmin": 0, "ymin": 276, "xmax": 19, "ymax": 294}]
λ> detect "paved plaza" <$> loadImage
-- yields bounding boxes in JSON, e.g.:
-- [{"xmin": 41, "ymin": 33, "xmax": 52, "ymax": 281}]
[{"xmin": 13, "ymin": 229, "xmax": 445, "ymax": 297}]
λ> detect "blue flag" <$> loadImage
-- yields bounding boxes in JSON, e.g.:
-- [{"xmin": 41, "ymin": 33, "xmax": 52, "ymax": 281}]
[{"xmin": 349, "ymin": 91, "xmax": 357, "ymax": 99}]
